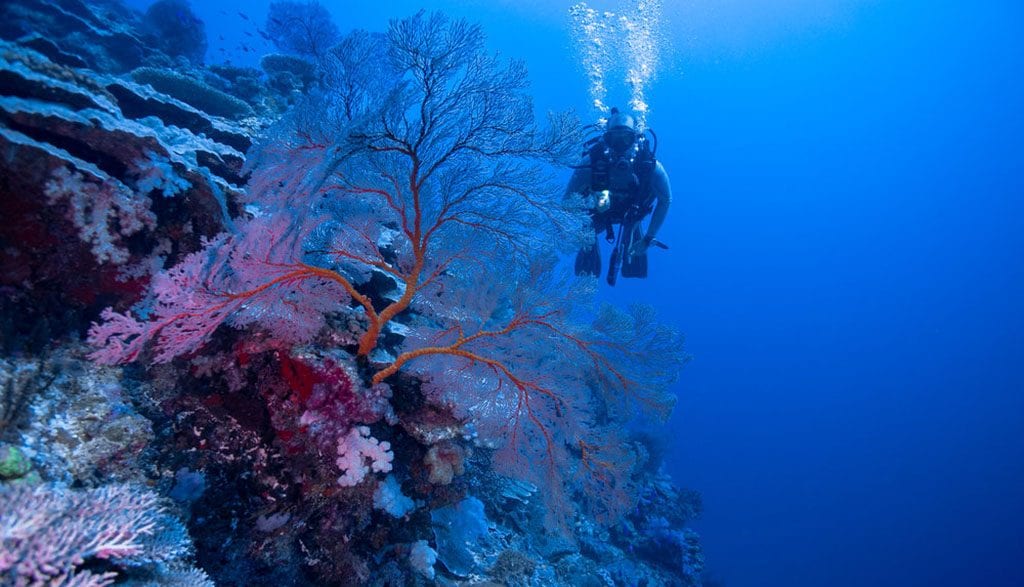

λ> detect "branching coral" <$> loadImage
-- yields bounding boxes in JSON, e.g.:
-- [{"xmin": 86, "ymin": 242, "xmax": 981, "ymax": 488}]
[
  {"xmin": 264, "ymin": 1, "xmax": 340, "ymax": 60},
  {"xmin": 0, "ymin": 483, "xmax": 210, "ymax": 586}
]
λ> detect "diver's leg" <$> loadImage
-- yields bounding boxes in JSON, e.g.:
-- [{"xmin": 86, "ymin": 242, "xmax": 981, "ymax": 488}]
[
  {"xmin": 575, "ymin": 233, "xmax": 601, "ymax": 277},
  {"xmin": 622, "ymin": 222, "xmax": 648, "ymax": 278}
]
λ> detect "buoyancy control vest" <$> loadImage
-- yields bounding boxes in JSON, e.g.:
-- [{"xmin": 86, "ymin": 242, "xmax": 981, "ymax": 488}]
[{"xmin": 580, "ymin": 129, "xmax": 659, "ymax": 225}]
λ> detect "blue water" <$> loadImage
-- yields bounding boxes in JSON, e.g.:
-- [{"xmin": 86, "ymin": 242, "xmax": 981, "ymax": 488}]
[
  {"xmin": 132, "ymin": 1, "xmax": 1024, "ymax": 585},
  {"xmin": 649, "ymin": 3, "xmax": 1024, "ymax": 585}
]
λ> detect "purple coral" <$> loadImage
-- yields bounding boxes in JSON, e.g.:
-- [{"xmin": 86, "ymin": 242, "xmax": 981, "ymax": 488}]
[{"xmin": 0, "ymin": 484, "xmax": 161, "ymax": 585}]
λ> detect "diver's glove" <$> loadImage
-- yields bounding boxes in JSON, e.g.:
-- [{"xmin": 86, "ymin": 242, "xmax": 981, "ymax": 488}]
[{"xmin": 629, "ymin": 235, "xmax": 670, "ymax": 257}]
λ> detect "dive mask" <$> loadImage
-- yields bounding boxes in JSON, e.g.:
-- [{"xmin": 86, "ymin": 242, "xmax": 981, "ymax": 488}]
[{"xmin": 604, "ymin": 128, "xmax": 637, "ymax": 152}]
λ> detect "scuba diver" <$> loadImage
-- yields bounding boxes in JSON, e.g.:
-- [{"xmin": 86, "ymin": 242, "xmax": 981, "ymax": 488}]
[{"xmin": 566, "ymin": 107, "xmax": 672, "ymax": 285}]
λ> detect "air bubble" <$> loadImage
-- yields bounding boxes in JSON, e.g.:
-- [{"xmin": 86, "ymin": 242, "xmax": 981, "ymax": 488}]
[{"xmin": 570, "ymin": 0, "xmax": 664, "ymax": 129}]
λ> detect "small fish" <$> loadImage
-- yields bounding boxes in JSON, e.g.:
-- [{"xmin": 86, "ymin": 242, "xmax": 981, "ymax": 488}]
[
  {"xmin": 218, "ymin": 35, "xmax": 224, "ymax": 41},
  {"xmin": 270, "ymin": 17, "xmax": 284, "ymax": 26},
  {"xmin": 244, "ymin": 31, "xmax": 253, "ymax": 37},
  {"xmin": 238, "ymin": 12, "xmax": 249, "ymax": 21},
  {"xmin": 257, "ymin": 29, "xmax": 271, "ymax": 41}
]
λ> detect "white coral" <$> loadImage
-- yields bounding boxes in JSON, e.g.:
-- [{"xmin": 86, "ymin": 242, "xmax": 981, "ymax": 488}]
[
  {"xmin": 335, "ymin": 426, "xmax": 393, "ymax": 487},
  {"xmin": 44, "ymin": 166, "xmax": 155, "ymax": 264},
  {"xmin": 408, "ymin": 540, "xmax": 437, "ymax": 580},
  {"xmin": 372, "ymin": 475, "xmax": 415, "ymax": 518},
  {"xmin": 131, "ymin": 150, "xmax": 191, "ymax": 197}
]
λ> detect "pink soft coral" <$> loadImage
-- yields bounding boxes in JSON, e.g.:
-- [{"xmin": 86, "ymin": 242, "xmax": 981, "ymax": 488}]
[
  {"xmin": 88, "ymin": 216, "xmax": 347, "ymax": 365},
  {"xmin": 335, "ymin": 425, "xmax": 393, "ymax": 487}
]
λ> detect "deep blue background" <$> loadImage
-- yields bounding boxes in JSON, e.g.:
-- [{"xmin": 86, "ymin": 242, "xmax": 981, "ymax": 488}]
[
  {"xmin": 130, "ymin": 1, "xmax": 1024, "ymax": 585},
  {"xmin": 646, "ymin": 3, "xmax": 1024, "ymax": 586}
]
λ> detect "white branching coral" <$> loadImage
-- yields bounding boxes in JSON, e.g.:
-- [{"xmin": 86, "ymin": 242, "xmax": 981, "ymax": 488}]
[
  {"xmin": 44, "ymin": 166, "xmax": 156, "ymax": 264},
  {"xmin": 130, "ymin": 150, "xmax": 191, "ymax": 198}
]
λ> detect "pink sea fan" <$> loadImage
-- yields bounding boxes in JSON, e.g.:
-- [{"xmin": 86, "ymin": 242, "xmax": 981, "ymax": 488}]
[{"xmin": 89, "ymin": 214, "xmax": 349, "ymax": 365}]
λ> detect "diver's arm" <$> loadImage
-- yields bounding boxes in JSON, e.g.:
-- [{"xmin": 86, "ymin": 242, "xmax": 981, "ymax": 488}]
[
  {"xmin": 643, "ymin": 162, "xmax": 672, "ymax": 244},
  {"xmin": 564, "ymin": 157, "xmax": 591, "ymax": 202}
]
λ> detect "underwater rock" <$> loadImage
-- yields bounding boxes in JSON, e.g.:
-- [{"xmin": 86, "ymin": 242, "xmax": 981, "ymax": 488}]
[
  {"xmin": 0, "ymin": 356, "xmax": 56, "ymax": 438},
  {"xmin": 140, "ymin": 0, "xmax": 208, "ymax": 66},
  {"xmin": 0, "ymin": 39, "xmax": 256, "ymax": 338},
  {"xmin": 169, "ymin": 466, "xmax": 207, "ymax": 504},
  {"xmin": 131, "ymin": 66, "xmax": 255, "ymax": 119},
  {"xmin": 0, "ymin": 0, "xmax": 157, "ymax": 74},
  {"xmin": 14, "ymin": 32, "xmax": 89, "ymax": 68},
  {"xmin": 205, "ymin": 63, "xmax": 265, "ymax": 104},
  {"xmin": 0, "ymin": 43, "xmax": 248, "ymax": 186},
  {"xmin": 0, "ymin": 42, "xmax": 245, "ymax": 237},
  {"xmin": 431, "ymin": 496, "xmax": 490, "ymax": 577},
  {"xmin": 105, "ymin": 74, "xmax": 254, "ymax": 152},
  {"xmin": 17, "ymin": 352, "xmax": 153, "ymax": 484},
  {"xmin": 260, "ymin": 52, "xmax": 316, "ymax": 95}
]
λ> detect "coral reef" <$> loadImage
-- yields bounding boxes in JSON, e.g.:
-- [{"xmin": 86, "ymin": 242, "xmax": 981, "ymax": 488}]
[
  {"xmin": 0, "ymin": 2, "xmax": 706, "ymax": 585},
  {"xmin": 205, "ymin": 64, "xmax": 265, "ymax": 105},
  {"xmin": 0, "ymin": 0, "xmax": 156, "ymax": 73},
  {"xmin": 0, "ymin": 349, "xmax": 209, "ymax": 585},
  {"xmin": 260, "ymin": 53, "xmax": 316, "ymax": 97},
  {"xmin": 0, "ymin": 33, "xmax": 251, "ymax": 347},
  {"xmin": 17, "ymin": 353, "xmax": 153, "ymax": 484},
  {"xmin": 131, "ymin": 67, "xmax": 254, "ymax": 120},
  {"xmin": 0, "ymin": 357, "xmax": 56, "ymax": 438}
]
